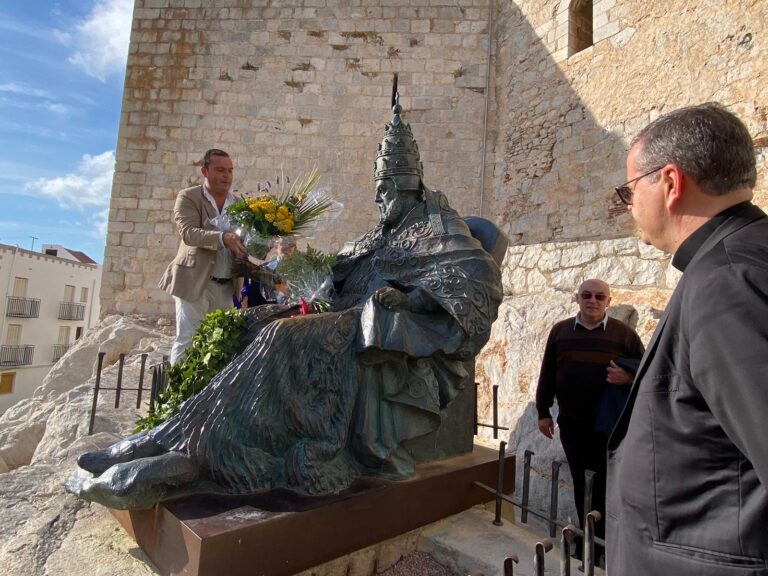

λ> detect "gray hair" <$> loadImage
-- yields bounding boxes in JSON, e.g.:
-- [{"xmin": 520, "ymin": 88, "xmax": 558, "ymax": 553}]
[{"xmin": 631, "ymin": 102, "xmax": 756, "ymax": 196}]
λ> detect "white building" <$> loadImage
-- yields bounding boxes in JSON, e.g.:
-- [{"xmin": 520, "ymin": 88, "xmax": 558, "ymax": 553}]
[{"xmin": 0, "ymin": 244, "xmax": 102, "ymax": 414}]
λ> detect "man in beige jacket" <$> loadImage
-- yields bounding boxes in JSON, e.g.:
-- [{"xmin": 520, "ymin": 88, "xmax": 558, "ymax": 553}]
[{"xmin": 158, "ymin": 148, "xmax": 248, "ymax": 364}]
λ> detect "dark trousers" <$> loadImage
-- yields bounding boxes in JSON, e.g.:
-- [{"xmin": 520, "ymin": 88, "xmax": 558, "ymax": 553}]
[{"xmin": 557, "ymin": 416, "xmax": 607, "ymax": 556}]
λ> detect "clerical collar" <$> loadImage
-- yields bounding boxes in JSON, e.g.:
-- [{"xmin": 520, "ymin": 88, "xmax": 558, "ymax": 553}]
[
  {"xmin": 672, "ymin": 201, "xmax": 754, "ymax": 272},
  {"xmin": 575, "ymin": 313, "xmax": 608, "ymax": 331}
]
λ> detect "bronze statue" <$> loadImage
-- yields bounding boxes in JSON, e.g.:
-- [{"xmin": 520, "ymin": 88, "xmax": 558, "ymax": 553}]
[{"xmin": 67, "ymin": 85, "xmax": 504, "ymax": 509}]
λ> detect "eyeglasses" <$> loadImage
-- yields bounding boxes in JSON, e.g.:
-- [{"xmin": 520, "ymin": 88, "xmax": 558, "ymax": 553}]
[
  {"xmin": 614, "ymin": 166, "xmax": 664, "ymax": 205},
  {"xmin": 579, "ymin": 291, "xmax": 608, "ymax": 301}
]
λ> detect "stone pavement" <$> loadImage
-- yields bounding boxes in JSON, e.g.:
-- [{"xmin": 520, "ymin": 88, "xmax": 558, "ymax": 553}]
[{"xmin": 419, "ymin": 506, "xmax": 605, "ymax": 576}]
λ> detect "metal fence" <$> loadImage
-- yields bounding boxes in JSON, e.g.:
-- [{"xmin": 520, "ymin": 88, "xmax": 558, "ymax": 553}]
[
  {"xmin": 471, "ymin": 441, "xmax": 604, "ymax": 575},
  {"xmin": 58, "ymin": 301, "xmax": 85, "ymax": 321},
  {"xmin": 86, "ymin": 352, "xmax": 167, "ymax": 435},
  {"xmin": 6, "ymin": 296, "xmax": 41, "ymax": 318},
  {"xmin": 0, "ymin": 344, "xmax": 34, "ymax": 366}
]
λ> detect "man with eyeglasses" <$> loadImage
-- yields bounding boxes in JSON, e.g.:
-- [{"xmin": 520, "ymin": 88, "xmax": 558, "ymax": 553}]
[
  {"xmin": 536, "ymin": 278, "xmax": 644, "ymax": 561},
  {"xmin": 607, "ymin": 103, "xmax": 768, "ymax": 576}
]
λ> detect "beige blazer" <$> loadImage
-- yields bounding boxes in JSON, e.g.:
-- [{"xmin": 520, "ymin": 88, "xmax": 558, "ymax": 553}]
[{"xmin": 158, "ymin": 185, "xmax": 233, "ymax": 302}]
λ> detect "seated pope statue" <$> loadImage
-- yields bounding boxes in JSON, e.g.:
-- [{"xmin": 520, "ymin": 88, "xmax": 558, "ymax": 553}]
[{"xmin": 67, "ymin": 96, "xmax": 504, "ymax": 510}]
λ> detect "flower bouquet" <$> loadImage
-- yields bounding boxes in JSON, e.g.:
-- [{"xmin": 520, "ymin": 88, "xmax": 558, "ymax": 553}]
[
  {"xmin": 227, "ymin": 169, "xmax": 342, "ymax": 312},
  {"xmin": 227, "ymin": 168, "xmax": 337, "ymax": 262}
]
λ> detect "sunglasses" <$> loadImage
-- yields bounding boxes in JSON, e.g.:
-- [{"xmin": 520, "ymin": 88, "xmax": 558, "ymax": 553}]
[
  {"xmin": 614, "ymin": 166, "xmax": 664, "ymax": 205},
  {"xmin": 579, "ymin": 291, "xmax": 608, "ymax": 301}
]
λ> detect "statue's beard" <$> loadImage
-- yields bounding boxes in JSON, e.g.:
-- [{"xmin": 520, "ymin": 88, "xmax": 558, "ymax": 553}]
[{"xmin": 379, "ymin": 196, "xmax": 407, "ymax": 228}]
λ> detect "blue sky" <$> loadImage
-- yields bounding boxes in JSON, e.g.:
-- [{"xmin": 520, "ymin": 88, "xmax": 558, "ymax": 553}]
[{"xmin": 0, "ymin": 0, "xmax": 133, "ymax": 263}]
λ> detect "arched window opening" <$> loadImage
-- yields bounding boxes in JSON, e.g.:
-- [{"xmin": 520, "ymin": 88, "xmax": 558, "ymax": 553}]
[{"xmin": 569, "ymin": 0, "xmax": 593, "ymax": 56}]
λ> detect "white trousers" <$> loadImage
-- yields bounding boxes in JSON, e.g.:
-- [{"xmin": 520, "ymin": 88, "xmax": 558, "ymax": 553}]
[{"xmin": 171, "ymin": 280, "xmax": 234, "ymax": 364}]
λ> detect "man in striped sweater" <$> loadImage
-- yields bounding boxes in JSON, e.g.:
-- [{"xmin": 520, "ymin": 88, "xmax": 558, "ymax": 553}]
[{"xmin": 535, "ymin": 278, "xmax": 644, "ymax": 559}]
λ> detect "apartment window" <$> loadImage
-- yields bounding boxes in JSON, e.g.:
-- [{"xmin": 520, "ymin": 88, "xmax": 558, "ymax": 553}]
[
  {"xmin": 80, "ymin": 287, "xmax": 89, "ymax": 303},
  {"xmin": 64, "ymin": 284, "xmax": 75, "ymax": 303},
  {"xmin": 12, "ymin": 277, "xmax": 28, "ymax": 298},
  {"xmin": 5, "ymin": 324, "xmax": 21, "ymax": 345},
  {"xmin": 0, "ymin": 373, "xmax": 14, "ymax": 395},
  {"xmin": 75, "ymin": 327, "xmax": 83, "ymax": 340},
  {"xmin": 569, "ymin": 0, "xmax": 593, "ymax": 56}
]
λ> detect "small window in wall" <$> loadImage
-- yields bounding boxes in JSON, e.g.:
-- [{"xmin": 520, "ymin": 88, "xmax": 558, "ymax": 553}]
[
  {"xmin": 0, "ymin": 373, "xmax": 14, "ymax": 395},
  {"xmin": 80, "ymin": 287, "xmax": 89, "ymax": 303},
  {"xmin": 569, "ymin": 0, "xmax": 593, "ymax": 56},
  {"xmin": 75, "ymin": 327, "xmax": 83, "ymax": 340},
  {"xmin": 64, "ymin": 284, "xmax": 75, "ymax": 303}
]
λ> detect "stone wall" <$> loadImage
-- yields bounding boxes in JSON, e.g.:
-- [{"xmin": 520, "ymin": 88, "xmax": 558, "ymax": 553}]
[
  {"xmin": 103, "ymin": 0, "xmax": 494, "ymax": 316},
  {"xmin": 485, "ymin": 0, "xmax": 767, "ymax": 246}
]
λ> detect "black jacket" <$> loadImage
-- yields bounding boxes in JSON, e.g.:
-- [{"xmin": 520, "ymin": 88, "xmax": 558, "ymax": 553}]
[{"xmin": 607, "ymin": 202, "xmax": 768, "ymax": 575}]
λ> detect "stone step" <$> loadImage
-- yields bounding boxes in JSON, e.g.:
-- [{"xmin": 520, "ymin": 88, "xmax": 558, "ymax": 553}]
[{"xmin": 419, "ymin": 507, "xmax": 605, "ymax": 576}]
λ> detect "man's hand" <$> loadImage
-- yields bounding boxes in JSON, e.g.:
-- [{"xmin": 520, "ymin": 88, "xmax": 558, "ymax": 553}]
[
  {"xmin": 223, "ymin": 231, "xmax": 248, "ymax": 259},
  {"xmin": 374, "ymin": 286, "xmax": 409, "ymax": 310},
  {"xmin": 538, "ymin": 418, "xmax": 555, "ymax": 439},
  {"xmin": 607, "ymin": 361, "xmax": 633, "ymax": 385}
]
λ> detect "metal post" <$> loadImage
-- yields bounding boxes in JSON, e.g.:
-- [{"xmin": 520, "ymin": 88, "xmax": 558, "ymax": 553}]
[
  {"xmin": 584, "ymin": 511, "xmax": 601, "ymax": 576},
  {"xmin": 87, "ymin": 352, "xmax": 106, "ymax": 435},
  {"xmin": 503, "ymin": 555, "xmax": 519, "ymax": 576},
  {"xmin": 533, "ymin": 540, "xmax": 553, "ymax": 576},
  {"xmin": 474, "ymin": 382, "xmax": 479, "ymax": 435},
  {"xmin": 549, "ymin": 460, "xmax": 561, "ymax": 537},
  {"xmin": 136, "ymin": 353, "xmax": 148, "ymax": 408},
  {"xmin": 560, "ymin": 525, "xmax": 577, "ymax": 576},
  {"xmin": 520, "ymin": 449, "xmax": 534, "ymax": 523},
  {"xmin": 493, "ymin": 440, "xmax": 507, "ymax": 526},
  {"xmin": 114, "ymin": 353, "xmax": 125, "ymax": 408},
  {"xmin": 584, "ymin": 469, "xmax": 595, "ymax": 529},
  {"xmin": 149, "ymin": 364, "xmax": 159, "ymax": 412},
  {"xmin": 492, "ymin": 384, "xmax": 499, "ymax": 439}
]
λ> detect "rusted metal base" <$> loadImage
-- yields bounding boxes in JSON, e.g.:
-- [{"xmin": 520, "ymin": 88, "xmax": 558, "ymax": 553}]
[{"xmin": 110, "ymin": 445, "xmax": 514, "ymax": 576}]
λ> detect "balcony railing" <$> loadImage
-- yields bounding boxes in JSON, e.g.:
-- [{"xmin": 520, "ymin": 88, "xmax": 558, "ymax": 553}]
[
  {"xmin": 6, "ymin": 296, "xmax": 41, "ymax": 318},
  {"xmin": 58, "ymin": 301, "xmax": 85, "ymax": 321},
  {"xmin": 52, "ymin": 344, "xmax": 71, "ymax": 362},
  {"xmin": 0, "ymin": 345, "xmax": 34, "ymax": 367}
]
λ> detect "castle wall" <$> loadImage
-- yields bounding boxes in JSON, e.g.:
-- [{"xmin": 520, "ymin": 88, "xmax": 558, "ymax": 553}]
[{"xmin": 103, "ymin": 0, "xmax": 494, "ymax": 316}]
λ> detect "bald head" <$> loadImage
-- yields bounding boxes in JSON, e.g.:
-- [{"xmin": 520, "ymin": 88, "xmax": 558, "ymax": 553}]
[
  {"xmin": 578, "ymin": 279, "xmax": 610, "ymax": 296},
  {"xmin": 576, "ymin": 279, "xmax": 612, "ymax": 327}
]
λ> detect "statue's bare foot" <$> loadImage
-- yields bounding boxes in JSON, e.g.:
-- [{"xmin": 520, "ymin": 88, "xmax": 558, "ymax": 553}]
[
  {"xmin": 77, "ymin": 433, "xmax": 166, "ymax": 475},
  {"xmin": 67, "ymin": 451, "xmax": 197, "ymax": 509}
]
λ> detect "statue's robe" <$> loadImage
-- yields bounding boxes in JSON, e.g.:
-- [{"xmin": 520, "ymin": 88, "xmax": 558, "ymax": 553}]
[{"xmin": 148, "ymin": 190, "xmax": 502, "ymax": 495}]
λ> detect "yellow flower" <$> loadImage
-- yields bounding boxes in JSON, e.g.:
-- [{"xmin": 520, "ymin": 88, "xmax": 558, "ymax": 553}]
[{"xmin": 265, "ymin": 213, "xmax": 275, "ymax": 223}]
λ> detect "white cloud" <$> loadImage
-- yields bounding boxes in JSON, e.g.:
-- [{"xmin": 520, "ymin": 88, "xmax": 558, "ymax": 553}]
[
  {"xmin": 68, "ymin": 0, "xmax": 134, "ymax": 82},
  {"xmin": 25, "ymin": 151, "xmax": 115, "ymax": 209},
  {"xmin": 89, "ymin": 208, "xmax": 110, "ymax": 240},
  {"xmin": 0, "ymin": 82, "xmax": 53, "ymax": 99}
]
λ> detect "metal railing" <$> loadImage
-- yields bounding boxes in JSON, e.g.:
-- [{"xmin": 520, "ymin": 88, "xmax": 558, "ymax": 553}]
[
  {"xmin": 52, "ymin": 343, "xmax": 70, "ymax": 362},
  {"xmin": 471, "ymin": 441, "xmax": 604, "ymax": 576},
  {"xmin": 474, "ymin": 380, "xmax": 605, "ymax": 575},
  {"xmin": 58, "ymin": 301, "xmax": 85, "ymax": 321},
  {"xmin": 474, "ymin": 382, "xmax": 509, "ymax": 439},
  {"xmin": 87, "ymin": 352, "xmax": 167, "ymax": 435},
  {"xmin": 6, "ymin": 296, "xmax": 41, "ymax": 318},
  {"xmin": 0, "ymin": 344, "xmax": 34, "ymax": 366}
]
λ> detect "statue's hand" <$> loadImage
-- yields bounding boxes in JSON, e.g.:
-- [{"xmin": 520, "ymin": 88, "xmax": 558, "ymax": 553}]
[{"xmin": 374, "ymin": 286, "xmax": 409, "ymax": 310}]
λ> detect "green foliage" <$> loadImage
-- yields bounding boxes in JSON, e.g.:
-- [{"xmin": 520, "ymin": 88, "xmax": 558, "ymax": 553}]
[
  {"xmin": 135, "ymin": 308, "xmax": 247, "ymax": 432},
  {"xmin": 277, "ymin": 245, "xmax": 337, "ymax": 280}
]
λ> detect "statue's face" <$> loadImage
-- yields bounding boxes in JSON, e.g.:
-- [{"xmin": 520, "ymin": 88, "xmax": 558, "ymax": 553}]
[{"xmin": 375, "ymin": 179, "xmax": 407, "ymax": 227}]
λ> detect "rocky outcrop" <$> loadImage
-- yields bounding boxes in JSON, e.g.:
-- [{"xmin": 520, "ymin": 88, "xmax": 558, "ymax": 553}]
[
  {"xmin": 0, "ymin": 315, "xmax": 172, "ymax": 576},
  {"xmin": 0, "ymin": 315, "xmax": 170, "ymax": 473}
]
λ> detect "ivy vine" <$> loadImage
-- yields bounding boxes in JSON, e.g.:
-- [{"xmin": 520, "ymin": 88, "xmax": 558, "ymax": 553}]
[{"xmin": 135, "ymin": 308, "xmax": 247, "ymax": 432}]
